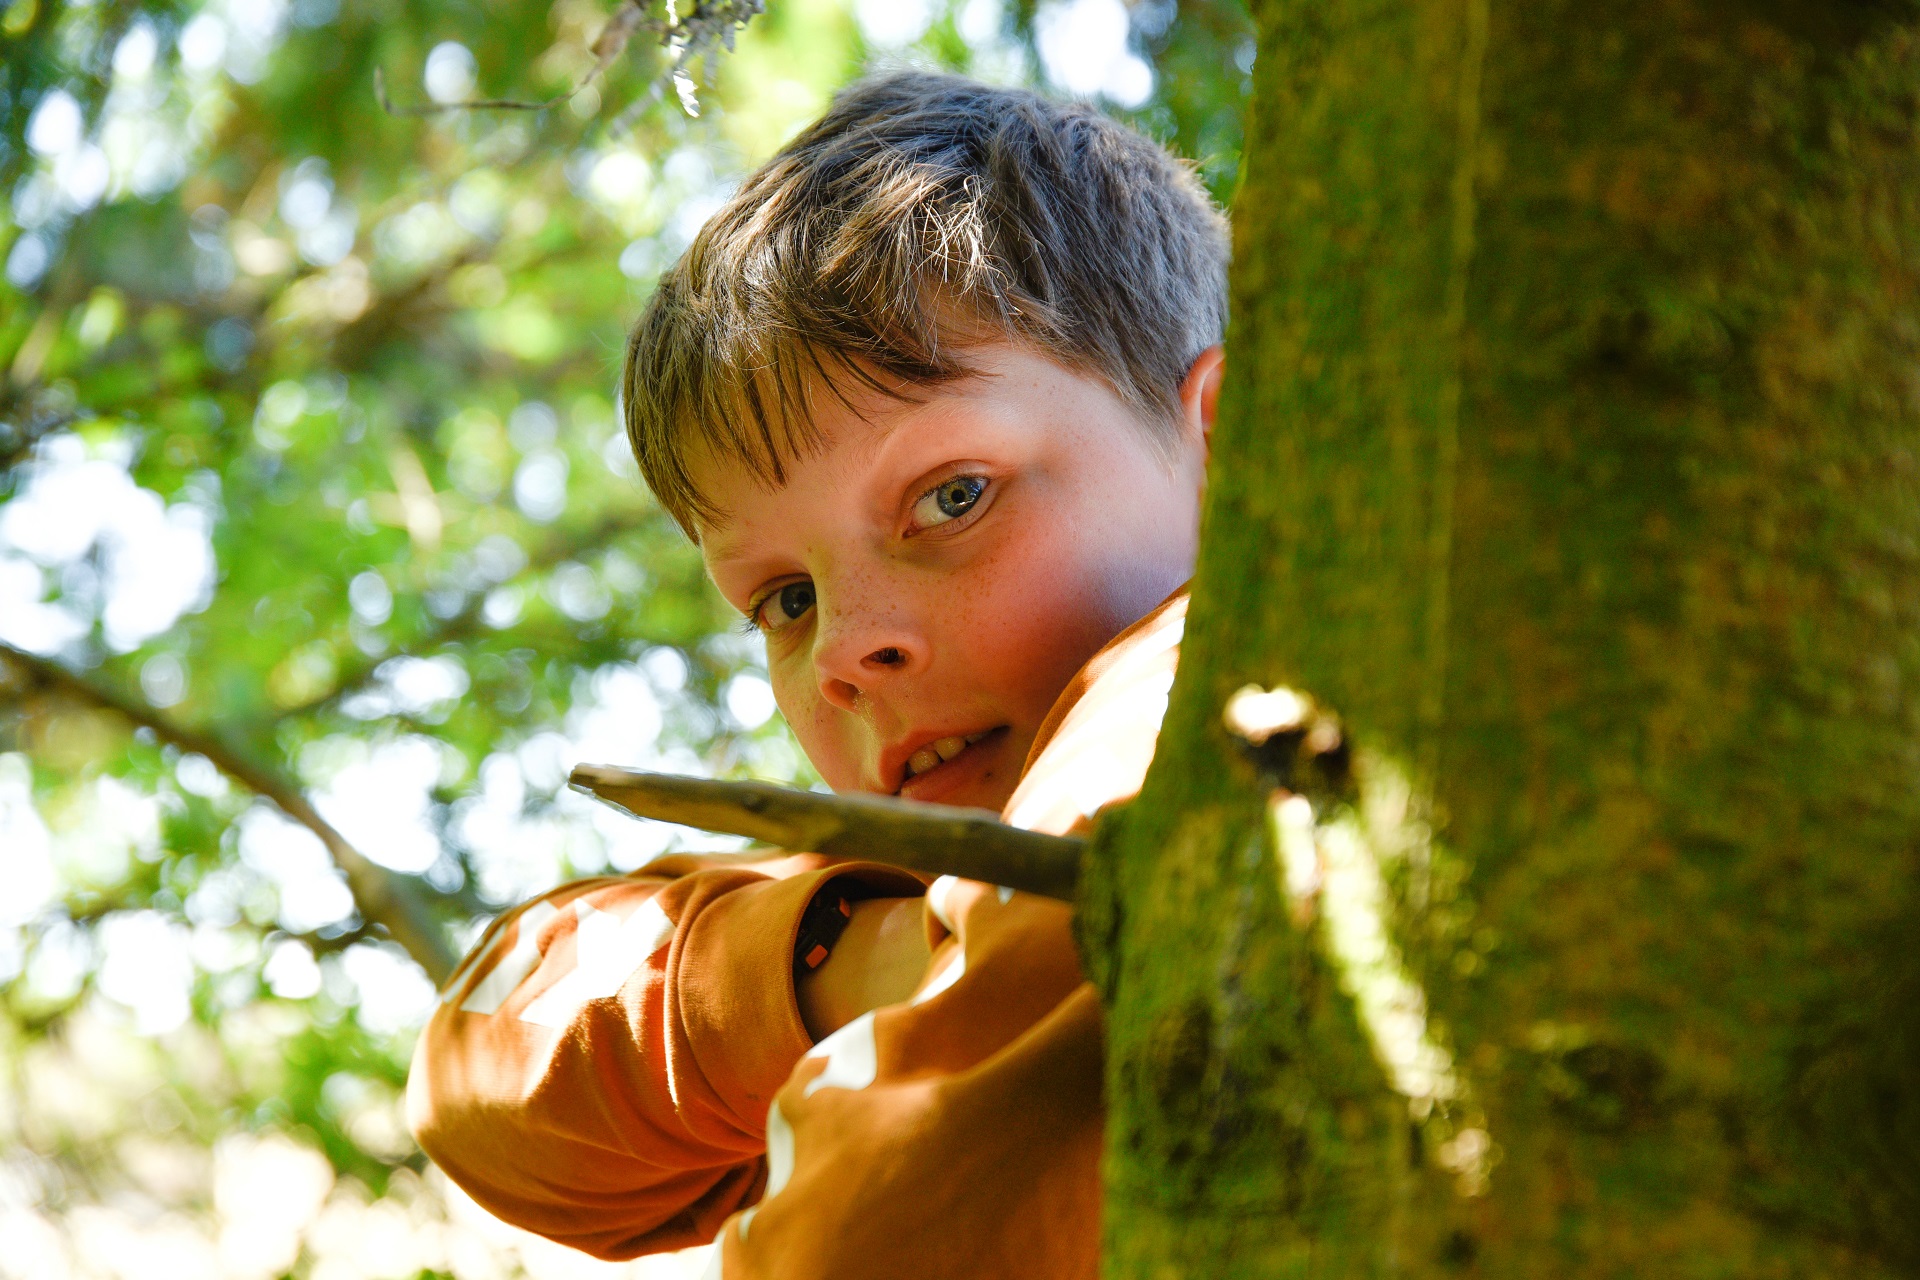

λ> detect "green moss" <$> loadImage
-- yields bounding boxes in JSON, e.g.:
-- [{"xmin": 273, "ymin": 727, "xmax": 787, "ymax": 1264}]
[{"xmin": 1100, "ymin": 1, "xmax": 1920, "ymax": 1274}]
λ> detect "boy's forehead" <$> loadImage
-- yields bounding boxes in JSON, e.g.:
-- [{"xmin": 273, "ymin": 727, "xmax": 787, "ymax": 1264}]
[{"xmin": 687, "ymin": 396, "xmax": 903, "ymax": 550}]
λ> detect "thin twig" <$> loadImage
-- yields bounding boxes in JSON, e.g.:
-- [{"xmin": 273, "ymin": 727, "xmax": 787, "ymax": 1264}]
[
  {"xmin": 372, "ymin": 0, "xmax": 652, "ymax": 118},
  {"xmin": 275, "ymin": 509, "xmax": 647, "ymax": 724},
  {"xmin": 570, "ymin": 764, "xmax": 1086, "ymax": 901},
  {"xmin": 373, "ymin": 0, "xmax": 763, "ymax": 123},
  {"xmin": 291, "ymin": 920, "xmax": 383, "ymax": 958},
  {"xmin": 0, "ymin": 642, "xmax": 459, "ymax": 983},
  {"xmin": 373, "ymin": 66, "xmax": 579, "ymax": 117}
]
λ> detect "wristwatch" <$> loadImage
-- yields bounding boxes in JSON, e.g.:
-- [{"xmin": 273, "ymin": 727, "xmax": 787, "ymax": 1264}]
[{"xmin": 794, "ymin": 887, "xmax": 855, "ymax": 972}]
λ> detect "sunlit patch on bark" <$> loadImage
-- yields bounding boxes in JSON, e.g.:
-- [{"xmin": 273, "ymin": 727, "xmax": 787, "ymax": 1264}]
[
  {"xmin": 1223, "ymin": 684, "xmax": 1314, "ymax": 740},
  {"xmin": 1265, "ymin": 754, "xmax": 1492, "ymax": 1196}
]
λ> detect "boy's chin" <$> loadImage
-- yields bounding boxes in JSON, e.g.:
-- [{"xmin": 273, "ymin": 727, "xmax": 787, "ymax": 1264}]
[{"xmin": 895, "ymin": 726, "xmax": 1017, "ymax": 813}]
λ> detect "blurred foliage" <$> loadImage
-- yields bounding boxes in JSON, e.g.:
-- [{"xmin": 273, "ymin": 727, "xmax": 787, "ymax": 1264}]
[{"xmin": 0, "ymin": 0, "xmax": 1249, "ymax": 1276}]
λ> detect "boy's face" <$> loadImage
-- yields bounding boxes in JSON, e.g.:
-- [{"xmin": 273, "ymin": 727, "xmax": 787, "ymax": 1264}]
[{"xmin": 694, "ymin": 344, "xmax": 1216, "ymax": 813}]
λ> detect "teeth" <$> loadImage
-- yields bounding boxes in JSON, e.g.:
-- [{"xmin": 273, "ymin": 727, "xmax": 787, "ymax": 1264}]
[{"xmin": 904, "ymin": 730, "xmax": 998, "ymax": 781}]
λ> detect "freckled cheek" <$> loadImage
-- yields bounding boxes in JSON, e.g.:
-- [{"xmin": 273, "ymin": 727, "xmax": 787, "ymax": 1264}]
[
  {"xmin": 951, "ymin": 546, "xmax": 1110, "ymax": 705},
  {"xmin": 768, "ymin": 665, "xmax": 867, "ymax": 789},
  {"xmin": 967, "ymin": 537, "xmax": 1128, "ymax": 702}
]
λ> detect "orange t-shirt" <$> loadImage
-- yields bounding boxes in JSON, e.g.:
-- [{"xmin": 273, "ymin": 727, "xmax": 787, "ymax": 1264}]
[{"xmin": 406, "ymin": 592, "xmax": 1186, "ymax": 1278}]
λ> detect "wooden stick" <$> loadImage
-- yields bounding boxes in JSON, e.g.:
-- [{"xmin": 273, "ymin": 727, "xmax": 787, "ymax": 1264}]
[{"xmin": 568, "ymin": 764, "xmax": 1085, "ymax": 901}]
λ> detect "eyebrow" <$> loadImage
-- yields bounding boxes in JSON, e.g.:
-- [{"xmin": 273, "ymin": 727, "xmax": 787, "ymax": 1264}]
[
  {"xmin": 698, "ymin": 526, "xmax": 762, "ymax": 576},
  {"xmin": 695, "ymin": 378, "xmax": 1011, "ymax": 569}
]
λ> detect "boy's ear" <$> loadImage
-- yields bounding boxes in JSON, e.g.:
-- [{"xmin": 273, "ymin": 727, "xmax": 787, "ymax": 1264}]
[{"xmin": 1179, "ymin": 344, "xmax": 1226, "ymax": 455}]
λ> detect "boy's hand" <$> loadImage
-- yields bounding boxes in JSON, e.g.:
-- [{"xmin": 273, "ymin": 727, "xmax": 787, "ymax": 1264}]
[{"xmin": 795, "ymin": 896, "xmax": 932, "ymax": 1041}]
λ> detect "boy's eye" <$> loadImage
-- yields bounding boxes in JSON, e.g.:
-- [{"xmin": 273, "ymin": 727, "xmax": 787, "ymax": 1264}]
[
  {"xmin": 911, "ymin": 475, "xmax": 988, "ymax": 530},
  {"xmin": 751, "ymin": 580, "xmax": 816, "ymax": 633}
]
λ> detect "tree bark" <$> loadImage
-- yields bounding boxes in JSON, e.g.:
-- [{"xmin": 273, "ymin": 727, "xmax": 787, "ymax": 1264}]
[{"xmin": 1093, "ymin": 1, "xmax": 1920, "ymax": 1274}]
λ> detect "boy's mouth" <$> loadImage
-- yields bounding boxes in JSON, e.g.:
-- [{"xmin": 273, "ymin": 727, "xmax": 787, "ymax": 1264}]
[
  {"xmin": 891, "ymin": 726, "xmax": 1009, "ymax": 801},
  {"xmin": 905, "ymin": 730, "xmax": 994, "ymax": 780}
]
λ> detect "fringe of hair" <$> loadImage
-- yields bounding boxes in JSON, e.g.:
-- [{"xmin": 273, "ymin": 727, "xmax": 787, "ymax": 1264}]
[{"xmin": 622, "ymin": 70, "xmax": 1230, "ymax": 539}]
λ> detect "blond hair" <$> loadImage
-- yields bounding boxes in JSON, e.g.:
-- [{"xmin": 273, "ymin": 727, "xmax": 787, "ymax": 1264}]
[{"xmin": 623, "ymin": 70, "xmax": 1229, "ymax": 537}]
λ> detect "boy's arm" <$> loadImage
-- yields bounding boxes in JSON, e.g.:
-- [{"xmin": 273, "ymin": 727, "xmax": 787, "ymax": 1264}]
[
  {"xmin": 406, "ymin": 855, "xmax": 922, "ymax": 1260},
  {"xmin": 794, "ymin": 896, "xmax": 932, "ymax": 1039}
]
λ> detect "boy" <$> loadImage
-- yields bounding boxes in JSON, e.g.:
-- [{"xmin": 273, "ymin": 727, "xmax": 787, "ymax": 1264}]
[{"xmin": 407, "ymin": 71, "xmax": 1227, "ymax": 1279}]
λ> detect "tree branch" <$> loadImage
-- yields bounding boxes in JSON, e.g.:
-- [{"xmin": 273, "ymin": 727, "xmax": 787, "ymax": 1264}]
[
  {"xmin": 570, "ymin": 764, "xmax": 1085, "ymax": 901},
  {"xmin": 0, "ymin": 642, "xmax": 458, "ymax": 983},
  {"xmin": 277, "ymin": 508, "xmax": 651, "ymax": 724}
]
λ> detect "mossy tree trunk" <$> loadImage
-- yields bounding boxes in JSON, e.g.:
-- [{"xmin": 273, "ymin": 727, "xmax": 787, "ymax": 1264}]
[{"xmin": 1087, "ymin": 0, "xmax": 1920, "ymax": 1274}]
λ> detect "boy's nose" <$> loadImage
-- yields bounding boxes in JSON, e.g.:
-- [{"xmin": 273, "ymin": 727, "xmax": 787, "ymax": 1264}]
[{"xmin": 814, "ymin": 627, "xmax": 923, "ymax": 712}]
